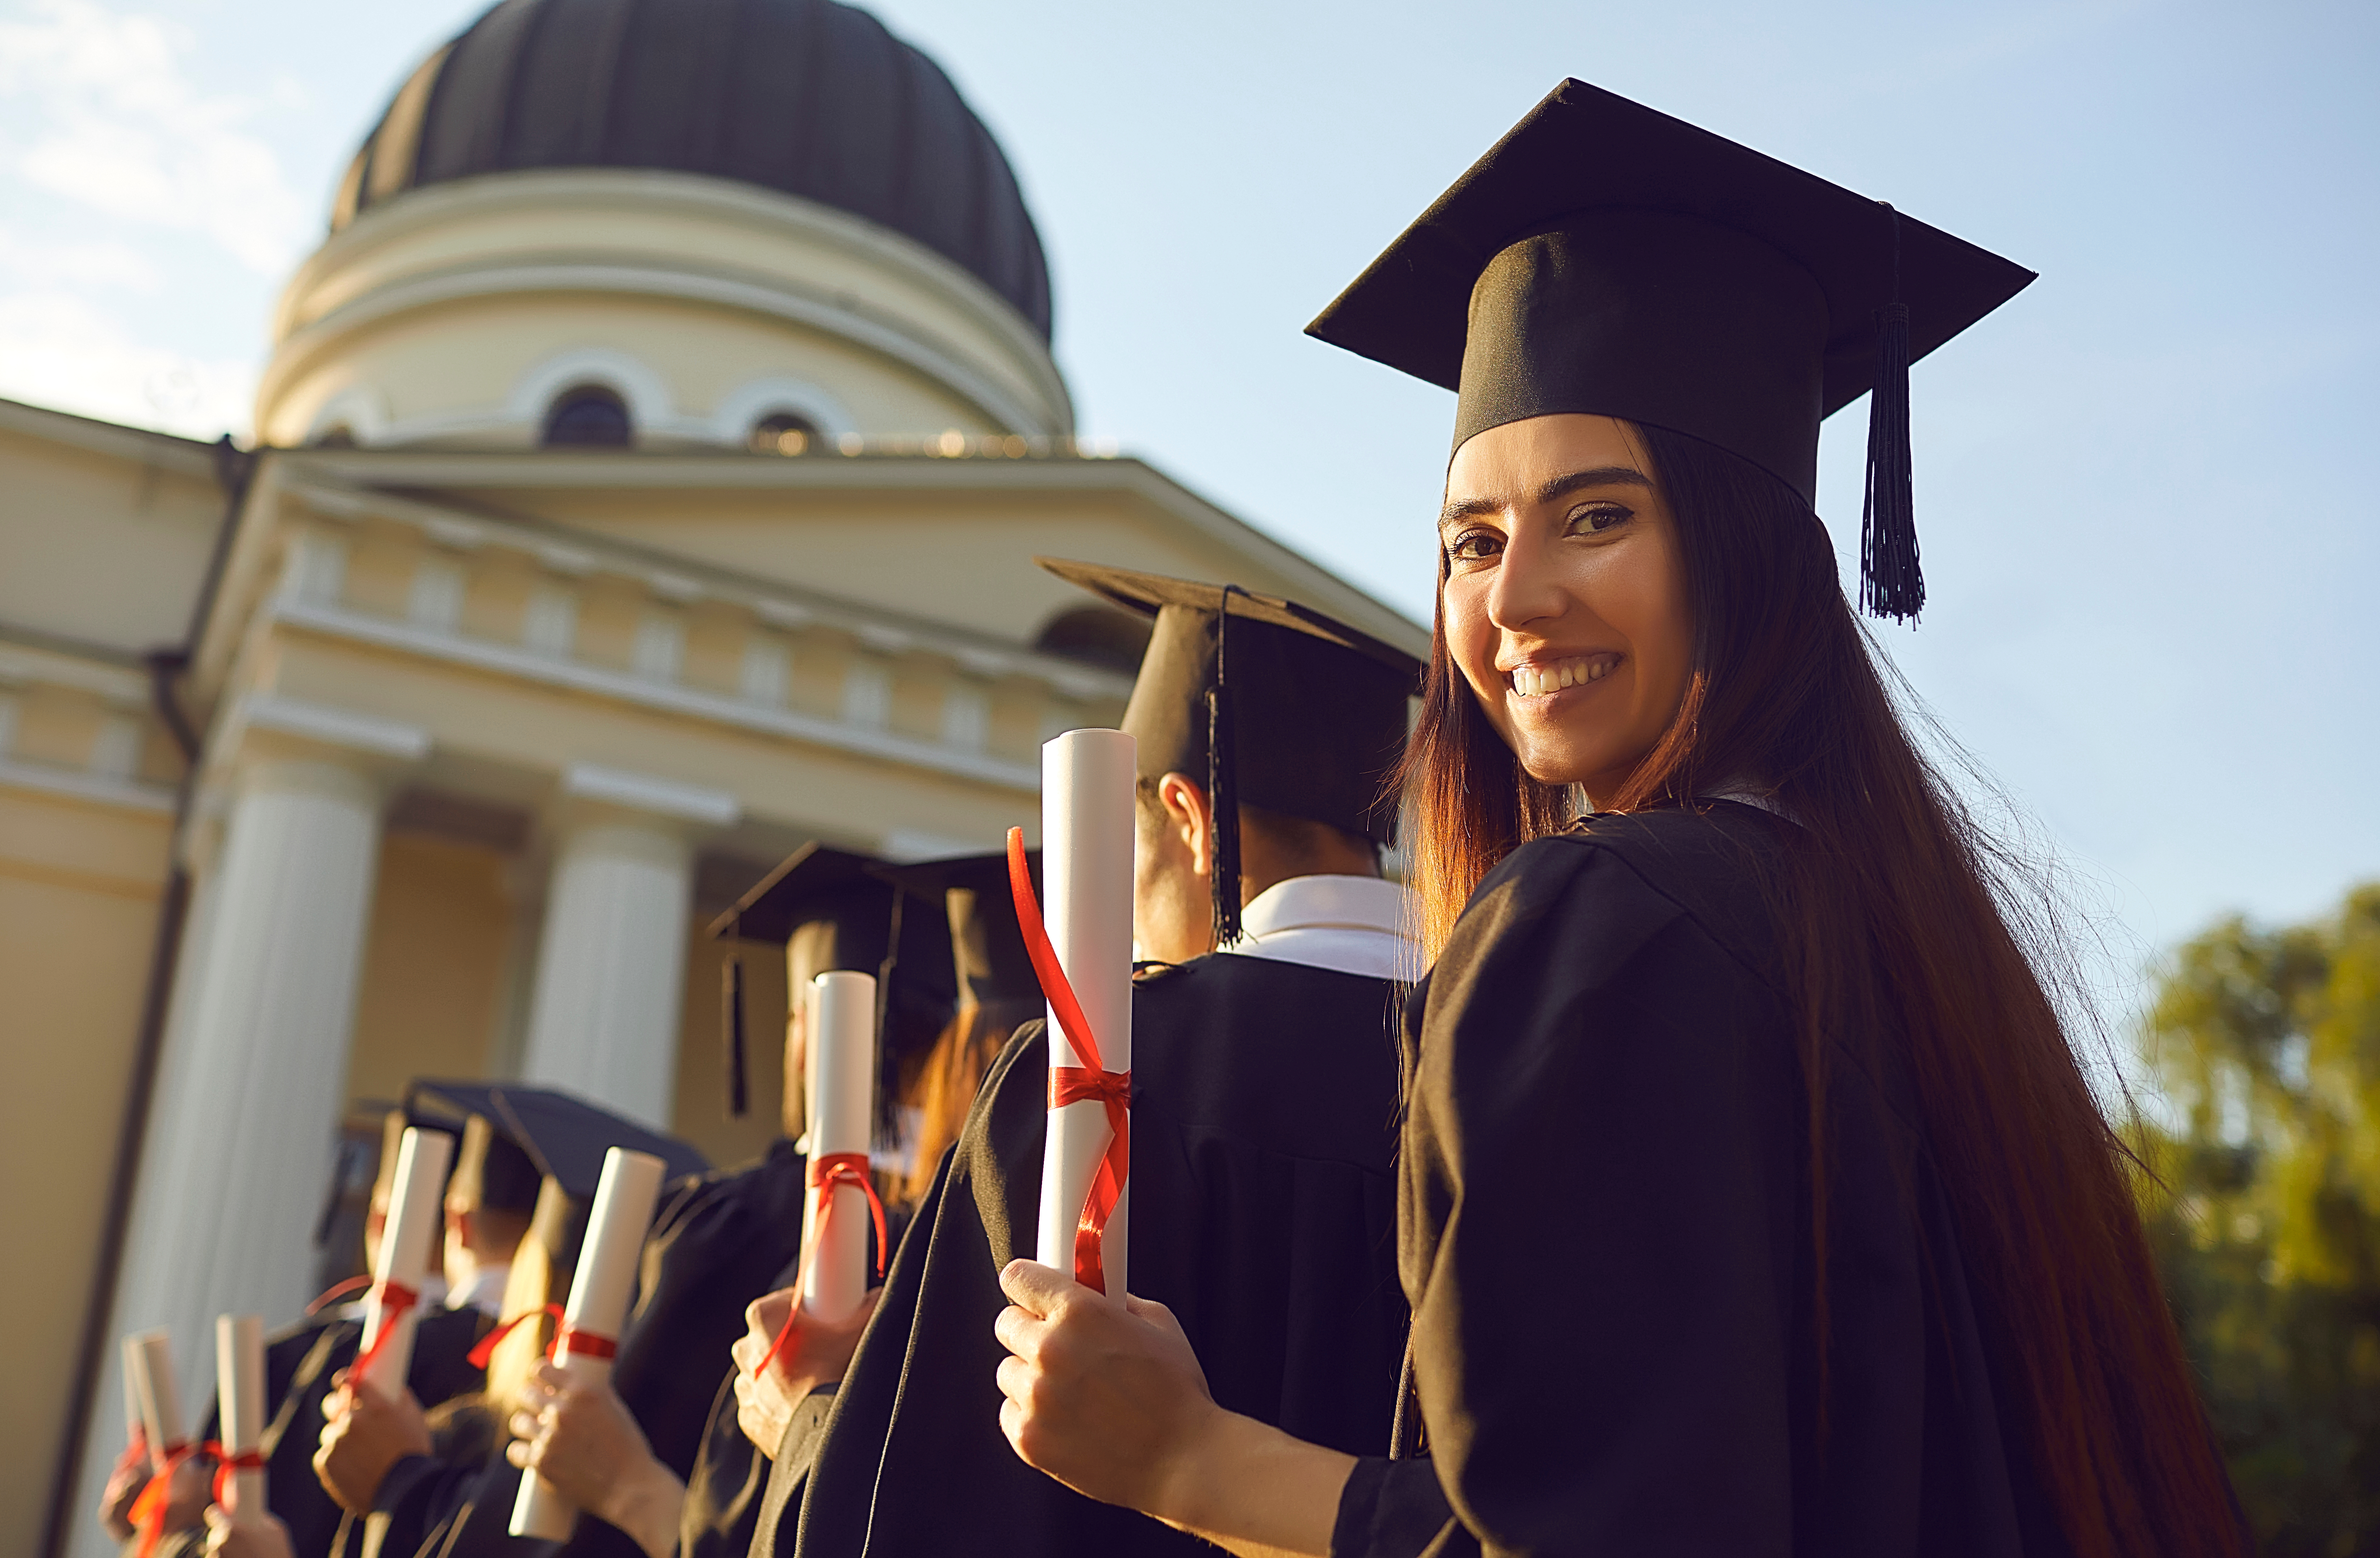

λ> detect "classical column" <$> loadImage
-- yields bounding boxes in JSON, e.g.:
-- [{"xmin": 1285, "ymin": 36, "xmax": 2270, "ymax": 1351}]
[
  {"xmin": 519, "ymin": 763, "xmax": 739, "ymax": 1129},
  {"xmin": 70, "ymin": 696, "xmax": 424, "ymax": 1558}
]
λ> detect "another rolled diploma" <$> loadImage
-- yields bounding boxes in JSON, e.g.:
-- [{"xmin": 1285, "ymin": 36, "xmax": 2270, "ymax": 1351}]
[
  {"xmin": 123, "ymin": 1329, "xmax": 184, "ymax": 1468},
  {"xmin": 1032, "ymin": 727, "xmax": 1136, "ymax": 1297},
  {"xmin": 510, "ymin": 1146, "xmax": 667, "ymax": 1540},
  {"xmin": 799, "ymin": 970, "xmax": 876, "ymax": 1321},
  {"xmin": 215, "ymin": 1315, "xmax": 266, "ymax": 1520},
  {"xmin": 353, "ymin": 1126, "xmax": 454, "ymax": 1399}
]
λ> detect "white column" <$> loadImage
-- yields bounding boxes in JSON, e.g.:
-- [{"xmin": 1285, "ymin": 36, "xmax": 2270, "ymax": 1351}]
[
  {"xmin": 70, "ymin": 696, "xmax": 425, "ymax": 1558},
  {"xmin": 519, "ymin": 764, "xmax": 739, "ymax": 1129}
]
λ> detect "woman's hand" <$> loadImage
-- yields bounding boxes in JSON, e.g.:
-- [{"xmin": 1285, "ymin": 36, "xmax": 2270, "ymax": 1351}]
[
  {"xmin": 993, "ymin": 1259, "xmax": 1355, "ymax": 1558},
  {"xmin": 98, "ymin": 1433, "xmax": 150, "ymax": 1537},
  {"xmin": 728, "ymin": 1286, "xmax": 881, "ymax": 1459},
  {"xmin": 507, "ymin": 1365, "xmax": 683, "ymax": 1558},
  {"xmin": 312, "ymin": 1372, "xmax": 431, "ymax": 1515}
]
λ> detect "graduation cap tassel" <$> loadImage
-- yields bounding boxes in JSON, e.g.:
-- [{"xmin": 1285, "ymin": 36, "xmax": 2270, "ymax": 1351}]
[
  {"xmin": 721, "ymin": 953, "xmax": 748, "ymax": 1119},
  {"xmin": 1861, "ymin": 205, "xmax": 1923, "ymax": 624},
  {"xmin": 1208, "ymin": 583, "xmax": 1245, "ymax": 949},
  {"xmin": 1207, "ymin": 683, "xmax": 1243, "ymax": 949}
]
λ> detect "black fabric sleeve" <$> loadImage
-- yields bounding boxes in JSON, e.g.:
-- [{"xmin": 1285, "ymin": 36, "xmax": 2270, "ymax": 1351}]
[
  {"xmin": 1402, "ymin": 838, "xmax": 1804, "ymax": 1557},
  {"xmin": 1331, "ymin": 1456, "xmax": 1460, "ymax": 1558}
]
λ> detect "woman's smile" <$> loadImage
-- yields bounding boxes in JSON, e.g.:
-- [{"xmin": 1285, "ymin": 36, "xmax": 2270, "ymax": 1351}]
[{"xmin": 1505, "ymin": 652, "xmax": 1623, "ymax": 700}]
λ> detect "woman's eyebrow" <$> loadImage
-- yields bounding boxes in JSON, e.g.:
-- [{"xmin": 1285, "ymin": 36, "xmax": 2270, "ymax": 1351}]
[{"xmin": 1439, "ymin": 465, "xmax": 1654, "ymax": 528}]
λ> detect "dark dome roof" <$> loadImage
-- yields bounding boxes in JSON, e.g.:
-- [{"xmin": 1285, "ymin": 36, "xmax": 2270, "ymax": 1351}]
[{"xmin": 333, "ymin": 0, "xmax": 1052, "ymax": 338}]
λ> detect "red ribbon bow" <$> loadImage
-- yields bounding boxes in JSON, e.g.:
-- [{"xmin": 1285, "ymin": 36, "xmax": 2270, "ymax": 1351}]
[
  {"xmin": 750, "ymin": 1152, "xmax": 888, "ymax": 1380},
  {"xmin": 349, "ymin": 1279, "xmax": 419, "ymax": 1389},
  {"xmin": 200, "ymin": 1442, "xmax": 266, "ymax": 1510},
  {"xmin": 129, "ymin": 1440, "xmax": 195, "ymax": 1558},
  {"xmin": 1007, "ymin": 826, "xmax": 1131, "ymax": 1294}
]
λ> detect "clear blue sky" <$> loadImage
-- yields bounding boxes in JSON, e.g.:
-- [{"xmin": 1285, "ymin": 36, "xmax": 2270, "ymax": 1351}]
[{"xmin": 3, "ymin": 0, "xmax": 2373, "ymax": 1027}]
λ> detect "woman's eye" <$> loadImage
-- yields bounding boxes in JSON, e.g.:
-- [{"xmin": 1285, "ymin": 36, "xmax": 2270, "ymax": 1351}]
[
  {"xmin": 1567, "ymin": 503, "xmax": 1633, "ymax": 535},
  {"xmin": 1445, "ymin": 531, "xmax": 1503, "ymax": 563}
]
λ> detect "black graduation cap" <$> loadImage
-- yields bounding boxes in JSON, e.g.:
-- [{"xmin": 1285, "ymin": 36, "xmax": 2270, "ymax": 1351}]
[
  {"xmin": 1038, "ymin": 558, "xmax": 1422, "ymax": 947},
  {"xmin": 706, "ymin": 842, "xmax": 957, "ymax": 1123},
  {"xmin": 448, "ymin": 1114, "xmax": 543, "ymax": 1217},
  {"xmin": 402, "ymin": 1079, "xmax": 711, "ymax": 1199},
  {"xmin": 1305, "ymin": 78, "xmax": 2035, "ymax": 623},
  {"xmin": 868, "ymin": 850, "xmax": 1043, "ymax": 1011}
]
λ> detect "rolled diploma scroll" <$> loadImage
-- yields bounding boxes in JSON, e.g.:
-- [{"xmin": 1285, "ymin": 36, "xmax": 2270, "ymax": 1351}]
[
  {"xmin": 1032, "ymin": 728, "xmax": 1136, "ymax": 1297},
  {"xmin": 800, "ymin": 970, "xmax": 877, "ymax": 1321},
  {"xmin": 124, "ymin": 1329, "xmax": 183, "ymax": 1469},
  {"xmin": 353, "ymin": 1126, "xmax": 454, "ymax": 1399},
  {"xmin": 215, "ymin": 1315, "xmax": 267, "ymax": 1520},
  {"xmin": 510, "ymin": 1146, "xmax": 668, "ymax": 1540}
]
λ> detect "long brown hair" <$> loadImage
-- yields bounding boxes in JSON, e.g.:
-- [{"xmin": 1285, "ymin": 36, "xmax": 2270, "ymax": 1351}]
[{"xmin": 1401, "ymin": 422, "xmax": 2239, "ymax": 1558}]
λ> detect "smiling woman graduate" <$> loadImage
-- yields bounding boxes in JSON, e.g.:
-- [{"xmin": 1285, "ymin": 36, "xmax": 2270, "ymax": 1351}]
[{"xmin": 987, "ymin": 79, "xmax": 2245, "ymax": 1558}]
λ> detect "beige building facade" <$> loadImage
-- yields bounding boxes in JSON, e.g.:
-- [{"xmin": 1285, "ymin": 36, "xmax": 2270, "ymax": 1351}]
[{"xmin": 3, "ymin": 4, "xmax": 1424, "ymax": 1555}]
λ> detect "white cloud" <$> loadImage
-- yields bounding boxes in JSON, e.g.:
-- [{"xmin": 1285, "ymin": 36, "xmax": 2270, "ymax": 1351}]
[
  {"xmin": 0, "ymin": 0, "xmax": 309, "ymax": 274},
  {"xmin": 0, "ymin": 288, "xmax": 254, "ymax": 437},
  {"xmin": 0, "ymin": 224, "xmax": 159, "ymax": 290}
]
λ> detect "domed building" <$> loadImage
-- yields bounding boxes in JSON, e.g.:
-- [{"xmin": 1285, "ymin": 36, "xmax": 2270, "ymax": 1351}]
[{"xmin": 0, "ymin": 4, "xmax": 1420, "ymax": 1550}]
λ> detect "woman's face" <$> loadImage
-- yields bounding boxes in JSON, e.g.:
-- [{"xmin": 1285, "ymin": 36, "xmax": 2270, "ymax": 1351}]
[{"xmin": 1440, "ymin": 414, "xmax": 1693, "ymax": 803}]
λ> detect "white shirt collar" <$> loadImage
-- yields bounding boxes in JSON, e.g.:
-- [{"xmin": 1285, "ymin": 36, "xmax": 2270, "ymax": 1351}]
[
  {"xmin": 446, "ymin": 1262, "xmax": 509, "ymax": 1318},
  {"xmin": 1222, "ymin": 874, "xmax": 1418, "ymax": 983}
]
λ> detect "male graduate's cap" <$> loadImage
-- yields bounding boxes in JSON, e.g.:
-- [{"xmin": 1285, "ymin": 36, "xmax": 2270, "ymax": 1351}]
[
  {"xmin": 1305, "ymin": 78, "xmax": 2035, "ymax": 623},
  {"xmin": 706, "ymin": 842, "xmax": 957, "ymax": 1122},
  {"xmin": 402, "ymin": 1079, "xmax": 711, "ymax": 1199},
  {"xmin": 868, "ymin": 850, "xmax": 1043, "ymax": 1011},
  {"xmin": 1038, "ymin": 557, "xmax": 1422, "ymax": 947}
]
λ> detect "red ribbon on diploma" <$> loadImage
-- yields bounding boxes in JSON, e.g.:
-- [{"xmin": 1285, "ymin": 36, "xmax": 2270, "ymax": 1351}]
[
  {"xmin": 465, "ymin": 1303, "xmax": 564, "ymax": 1369},
  {"xmin": 752, "ymin": 1153, "xmax": 887, "ymax": 1380},
  {"xmin": 129, "ymin": 1441, "xmax": 194, "ymax": 1558},
  {"xmin": 553, "ymin": 1321, "xmax": 619, "ymax": 1365},
  {"xmin": 201, "ymin": 1442, "xmax": 266, "ymax": 1509},
  {"xmin": 1007, "ymin": 826, "xmax": 1131, "ymax": 1295},
  {"xmin": 349, "ymin": 1279, "xmax": 419, "ymax": 1387}
]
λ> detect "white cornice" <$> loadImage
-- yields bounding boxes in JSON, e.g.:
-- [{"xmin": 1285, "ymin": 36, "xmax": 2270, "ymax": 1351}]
[
  {"xmin": 0, "ymin": 757, "xmax": 175, "ymax": 814},
  {"xmin": 0, "ymin": 394, "xmax": 221, "ymax": 475},
  {"xmin": 276, "ymin": 449, "xmax": 1432, "ymax": 660},
  {"xmin": 272, "ymin": 597, "xmax": 1045, "ymax": 794},
  {"xmin": 273, "ymin": 474, "xmax": 1140, "ymax": 699},
  {"xmin": 563, "ymin": 762, "xmax": 740, "ymax": 827}
]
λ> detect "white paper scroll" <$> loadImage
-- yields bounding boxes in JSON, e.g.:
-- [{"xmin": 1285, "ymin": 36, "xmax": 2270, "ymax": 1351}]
[
  {"xmin": 1032, "ymin": 727, "xmax": 1136, "ymax": 1297},
  {"xmin": 123, "ymin": 1329, "xmax": 183, "ymax": 1468},
  {"xmin": 799, "ymin": 970, "xmax": 876, "ymax": 1321},
  {"xmin": 353, "ymin": 1126, "xmax": 454, "ymax": 1400},
  {"xmin": 510, "ymin": 1146, "xmax": 667, "ymax": 1541},
  {"xmin": 214, "ymin": 1315, "xmax": 266, "ymax": 1520}
]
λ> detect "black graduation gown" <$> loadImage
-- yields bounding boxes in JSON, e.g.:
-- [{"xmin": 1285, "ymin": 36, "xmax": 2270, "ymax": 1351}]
[
  {"xmin": 551, "ymin": 1142, "xmax": 812, "ymax": 1558},
  {"xmin": 1328, "ymin": 806, "xmax": 2068, "ymax": 1558},
  {"xmin": 759, "ymin": 950, "xmax": 1409, "ymax": 1558}
]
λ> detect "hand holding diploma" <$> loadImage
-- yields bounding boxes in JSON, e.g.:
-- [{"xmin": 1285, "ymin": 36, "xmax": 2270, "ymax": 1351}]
[
  {"xmin": 729, "ymin": 1284, "xmax": 881, "ymax": 1459},
  {"xmin": 991, "ymin": 1259, "xmax": 1354, "ymax": 1558},
  {"xmin": 508, "ymin": 1145, "xmax": 668, "ymax": 1540},
  {"xmin": 507, "ymin": 1364, "xmax": 682, "ymax": 1558},
  {"xmin": 312, "ymin": 1370, "xmax": 430, "ymax": 1515},
  {"xmin": 353, "ymin": 1127, "xmax": 454, "ymax": 1399}
]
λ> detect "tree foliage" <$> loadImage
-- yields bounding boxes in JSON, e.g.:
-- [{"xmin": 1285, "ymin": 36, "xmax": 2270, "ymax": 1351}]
[{"xmin": 2138, "ymin": 883, "xmax": 2380, "ymax": 1555}]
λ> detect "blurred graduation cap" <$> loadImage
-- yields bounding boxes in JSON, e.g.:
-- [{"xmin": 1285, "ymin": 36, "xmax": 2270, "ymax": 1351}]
[
  {"xmin": 706, "ymin": 842, "xmax": 956, "ymax": 1122},
  {"xmin": 1305, "ymin": 78, "xmax": 2033, "ymax": 623},
  {"xmin": 868, "ymin": 849, "xmax": 1042, "ymax": 1012},
  {"xmin": 1038, "ymin": 558, "xmax": 1422, "ymax": 947},
  {"xmin": 403, "ymin": 1079, "xmax": 711, "ymax": 1198}
]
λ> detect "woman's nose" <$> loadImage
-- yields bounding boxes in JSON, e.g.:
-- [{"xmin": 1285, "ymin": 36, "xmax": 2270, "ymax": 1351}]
[{"xmin": 1485, "ymin": 527, "xmax": 1564, "ymax": 634}]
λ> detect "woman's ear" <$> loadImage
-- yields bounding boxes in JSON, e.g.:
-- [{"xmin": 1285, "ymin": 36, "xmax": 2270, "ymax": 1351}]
[{"xmin": 1154, "ymin": 772, "xmax": 1214, "ymax": 881}]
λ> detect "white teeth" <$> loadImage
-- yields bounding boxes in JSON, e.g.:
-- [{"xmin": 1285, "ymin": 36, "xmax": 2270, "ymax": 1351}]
[{"xmin": 1511, "ymin": 655, "xmax": 1616, "ymax": 697}]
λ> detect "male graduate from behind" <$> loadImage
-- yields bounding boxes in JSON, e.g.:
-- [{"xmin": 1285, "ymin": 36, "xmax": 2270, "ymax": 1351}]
[{"xmin": 742, "ymin": 559, "xmax": 1423, "ymax": 1558}]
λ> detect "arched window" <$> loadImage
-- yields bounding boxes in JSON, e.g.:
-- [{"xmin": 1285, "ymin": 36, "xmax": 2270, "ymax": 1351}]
[
  {"xmin": 313, "ymin": 424, "xmax": 357, "ymax": 448},
  {"xmin": 749, "ymin": 412, "xmax": 818, "ymax": 456},
  {"xmin": 1033, "ymin": 606, "xmax": 1151, "ymax": 675},
  {"xmin": 542, "ymin": 385, "xmax": 633, "ymax": 448}
]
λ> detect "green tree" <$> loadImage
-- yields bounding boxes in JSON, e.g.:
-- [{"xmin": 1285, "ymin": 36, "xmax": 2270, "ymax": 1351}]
[{"xmin": 2139, "ymin": 883, "xmax": 2380, "ymax": 1555}]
